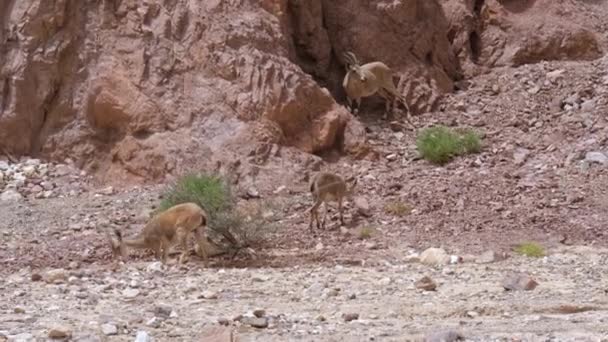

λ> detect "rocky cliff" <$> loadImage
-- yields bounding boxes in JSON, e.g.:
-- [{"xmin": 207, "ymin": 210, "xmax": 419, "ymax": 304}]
[{"xmin": 0, "ymin": 0, "xmax": 604, "ymax": 183}]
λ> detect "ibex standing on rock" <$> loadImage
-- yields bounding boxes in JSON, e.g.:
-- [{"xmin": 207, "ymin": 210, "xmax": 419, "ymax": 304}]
[
  {"xmin": 342, "ymin": 51, "xmax": 414, "ymax": 127},
  {"xmin": 107, "ymin": 202, "xmax": 209, "ymax": 266},
  {"xmin": 309, "ymin": 172, "xmax": 358, "ymax": 231}
]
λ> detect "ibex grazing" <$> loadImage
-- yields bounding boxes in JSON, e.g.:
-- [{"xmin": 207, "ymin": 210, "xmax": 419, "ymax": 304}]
[
  {"xmin": 309, "ymin": 172, "xmax": 358, "ymax": 231},
  {"xmin": 107, "ymin": 202, "xmax": 209, "ymax": 266},
  {"xmin": 342, "ymin": 51, "xmax": 414, "ymax": 127}
]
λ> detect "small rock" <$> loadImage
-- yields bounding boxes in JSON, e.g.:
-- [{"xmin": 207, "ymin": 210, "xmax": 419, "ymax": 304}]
[
  {"xmin": 513, "ymin": 147, "xmax": 530, "ymax": 166},
  {"xmin": 146, "ymin": 262, "xmax": 164, "ymax": 274},
  {"xmin": 134, "ymin": 331, "xmax": 152, "ymax": 342},
  {"xmin": 476, "ymin": 250, "xmax": 507, "ymax": 264},
  {"xmin": 354, "ymin": 196, "xmax": 371, "ymax": 217},
  {"xmin": 0, "ymin": 160, "xmax": 9, "ymax": 170},
  {"xmin": 14, "ymin": 307, "xmax": 25, "ymax": 314},
  {"xmin": 101, "ymin": 323, "xmax": 118, "ymax": 336},
  {"xmin": 217, "ymin": 317, "xmax": 230, "ymax": 326},
  {"xmin": 466, "ymin": 311, "xmax": 479, "ymax": 318},
  {"xmin": 246, "ymin": 187, "xmax": 260, "ymax": 199},
  {"xmin": 48, "ymin": 325, "xmax": 72, "ymax": 339},
  {"xmin": 385, "ymin": 153, "xmax": 398, "ymax": 161},
  {"xmin": 252, "ymin": 309, "xmax": 265, "ymax": 318},
  {"xmin": 425, "ymin": 329, "xmax": 464, "ymax": 342},
  {"xmin": 240, "ymin": 317, "xmax": 268, "ymax": 329},
  {"xmin": 30, "ymin": 185, "xmax": 43, "ymax": 193},
  {"xmin": 0, "ymin": 189, "xmax": 23, "ymax": 202},
  {"xmin": 44, "ymin": 268, "xmax": 68, "ymax": 284},
  {"xmin": 502, "ymin": 273, "xmax": 539, "ymax": 291},
  {"xmin": 585, "ymin": 151, "xmax": 608, "ymax": 165},
  {"xmin": 22, "ymin": 165, "xmax": 37, "ymax": 177},
  {"xmin": 31, "ymin": 273, "xmax": 43, "ymax": 282},
  {"xmin": 54, "ymin": 164, "xmax": 71, "ymax": 176},
  {"xmin": 420, "ymin": 248, "xmax": 450, "ymax": 266},
  {"xmin": 154, "ymin": 304, "xmax": 173, "ymax": 318},
  {"xmin": 122, "ymin": 288, "xmax": 140, "ymax": 299},
  {"xmin": 415, "ymin": 276, "xmax": 437, "ymax": 291},
  {"xmin": 581, "ymin": 99, "xmax": 596, "ymax": 112},
  {"xmin": 199, "ymin": 290, "xmax": 219, "ymax": 299},
  {"xmin": 342, "ymin": 313, "xmax": 359, "ymax": 322},
  {"xmin": 98, "ymin": 186, "xmax": 114, "ymax": 195}
]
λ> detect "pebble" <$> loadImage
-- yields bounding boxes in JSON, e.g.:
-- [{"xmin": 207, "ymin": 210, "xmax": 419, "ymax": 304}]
[
  {"xmin": 342, "ymin": 313, "xmax": 359, "ymax": 322},
  {"xmin": 48, "ymin": 325, "xmax": 72, "ymax": 339},
  {"xmin": 420, "ymin": 248, "xmax": 451, "ymax": 266},
  {"xmin": 122, "ymin": 288, "xmax": 140, "ymax": 299},
  {"xmin": 240, "ymin": 317, "xmax": 269, "ymax": 329},
  {"xmin": 415, "ymin": 276, "xmax": 438, "ymax": 291},
  {"xmin": 101, "ymin": 323, "xmax": 118, "ymax": 336},
  {"xmin": 502, "ymin": 273, "xmax": 539, "ymax": 291},
  {"xmin": 354, "ymin": 196, "xmax": 372, "ymax": 217},
  {"xmin": 0, "ymin": 189, "xmax": 23, "ymax": 201},
  {"xmin": 44, "ymin": 268, "xmax": 69, "ymax": 284},
  {"xmin": 134, "ymin": 331, "xmax": 152, "ymax": 342},
  {"xmin": 585, "ymin": 151, "xmax": 608, "ymax": 165}
]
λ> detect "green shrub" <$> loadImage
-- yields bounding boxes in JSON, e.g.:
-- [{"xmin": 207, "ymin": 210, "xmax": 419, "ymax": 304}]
[
  {"xmin": 358, "ymin": 226, "xmax": 376, "ymax": 240},
  {"xmin": 159, "ymin": 173, "xmax": 274, "ymax": 249},
  {"xmin": 416, "ymin": 126, "xmax": 482, "ymax": 165},
  {"xmin": 513, "ymin": 242, "xmax": 545, "ymax": 258}
]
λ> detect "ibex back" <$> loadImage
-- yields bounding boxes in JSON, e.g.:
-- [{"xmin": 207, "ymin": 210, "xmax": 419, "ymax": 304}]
[{"xmin": 107, "ymin": 202, "xmax": 209, "ymax": 266}]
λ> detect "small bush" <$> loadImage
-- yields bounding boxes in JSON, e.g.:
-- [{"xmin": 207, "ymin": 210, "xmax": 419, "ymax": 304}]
[
  {"xmin": 159, "ymin": 173, "xmax": 274, "ymax": 249},
  {"xmin": 384, "ymin": 201, "xmax": 413, "ymax": 217},
  {"xmin": 514, "ymin": 242, "xmax": 545, "ymax": 258},
  {"xmin": 416, "ymin": 126, "xmax": 482, "ymax": 165},
  {"xmin": 358, "ymin": 226, "xmax": 376, "ymax": 240}
]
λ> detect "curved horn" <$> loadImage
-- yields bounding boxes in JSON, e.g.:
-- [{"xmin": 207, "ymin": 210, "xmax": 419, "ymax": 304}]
[{"xmin": 342, "ymin": 51, "xmax": 359, "ymax": 66}]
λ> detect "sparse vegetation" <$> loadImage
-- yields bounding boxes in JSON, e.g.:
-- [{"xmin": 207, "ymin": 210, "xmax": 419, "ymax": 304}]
[
  {"xmin": 358, "ymin": 226, "xmax": 376, "ymax": 240},
  {"xmin": 514, "ymin": 242, "xmax": 546, "ymax": 258},
  {"xmin": 384, "ymin": 200, "xmax": 413, "ymax": 217},
  {"xmin": 159, "ymin": 173, "xmax": 275, "ymax": 248},
  {"xmin": 416, "ymin": 126, "xmax": 482, "ymax": 164}
]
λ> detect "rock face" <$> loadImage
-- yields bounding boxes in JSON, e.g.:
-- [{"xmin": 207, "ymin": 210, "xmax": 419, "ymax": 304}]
[
  {"xmin": 441, "ymin": 0, "xmax": 605, "ymax": 76},
  {"xmin": 0, "ymin": 0, "xmax": 351, "ymax": 183},
  {"xmin": 290, "ymin": 0, "xmax": 460, "ymax": 114},
  {"xmin": 1, "ymin": 0, "xmax": 605, "ymax": 183}
]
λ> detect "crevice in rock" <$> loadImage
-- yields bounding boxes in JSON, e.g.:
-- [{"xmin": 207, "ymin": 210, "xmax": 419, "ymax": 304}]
[
  {"xmin": 469, "ymin": 31, "xmax": 482, "ymax": 64},
  {"xmin": 1, "ymin": 77, "xmax": 9, "ymax": 115},
  {"xmin": 473, "ymin": 0, "xmax": 485, "ymax": 15},
  {"xmin": 31, "ymin": 81, "xmax": 61, "ymax": 155}
]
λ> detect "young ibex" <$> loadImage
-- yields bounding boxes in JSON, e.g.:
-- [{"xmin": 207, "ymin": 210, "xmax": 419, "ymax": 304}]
[
  {"xmin": 107, "ymin": 202, "xmax": 209, "ymax": 266},
  {"xmin": 342, "ymin": 51, "xmax": 414, "ymax": 126},
  {"xmin": 309, "ymin": 172, "xmax": 358, "ymax": 231}
]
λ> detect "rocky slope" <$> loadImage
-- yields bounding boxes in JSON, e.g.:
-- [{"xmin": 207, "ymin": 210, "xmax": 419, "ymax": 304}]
[{"xmin": 2, "ymin": 0, "xmax": 604, "ymax": 185}]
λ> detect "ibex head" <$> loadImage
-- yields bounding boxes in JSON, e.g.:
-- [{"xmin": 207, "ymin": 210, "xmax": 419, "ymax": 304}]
[{"xmin": 343, "ymin": 51, "xmax": 367, "ymax": 82}]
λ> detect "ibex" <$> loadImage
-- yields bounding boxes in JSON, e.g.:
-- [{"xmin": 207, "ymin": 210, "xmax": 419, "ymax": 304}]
[
  {"xmin": 107, "ymin": 202, "xmax": 209, "ymax": 266},
  {"xmin": 309, "ymin": 172, "xmax": 358, "ymax": 231},
  {"xmin": 342, "ymin": 51, "xmax": 414, "ymax": 127}
]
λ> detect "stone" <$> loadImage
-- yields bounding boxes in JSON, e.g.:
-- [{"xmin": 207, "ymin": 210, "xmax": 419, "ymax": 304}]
[
  {"xmin": 100, "ymin": 323, "xmax": 118, "ymax": 336},
  {"xmin": 122, "ymin": 288, "xmax": 140, "ymax": 299},
  {"xmin": 581, "ymin": 99, "xmax": 596, "ymax": 112},
  {"xmin": 502, "ymin": 273, "xmax": 539, "ymax": 291},
  {"xmin": 513, "ymin": 147, "xmax": 530, "ymax": 166},
  {"xmin": 198, "ymin": 327, "xmax": 236, "ymax": 342},
  {"xmin": 415, "ymin": 276, "xmax": 437, "ymax": 291},
  {"xmin": 154, "ymin": 304, "xmax": 173, "ymax": 318},
  {"xmin": 342, "ymin": 313, "xmax": 359, "ymax": 322},
  {"xmin": 476, "ymin": 250, "xmax": 507, "ymax": 264},
  {"xmin": 240, "ymin": 317, "xmax": 268, "ymax": 329},
  {"xmin": 134, "ymin": 331, "xmax": 152, "ymax": 342},
  {"xmin": 585, "ymin": 151, "xmax": 608, "ymax": 165},
  {"xmin": 420, "ymin": 248, "xmax": 451, "ymax": 266},
  {"xmin": 354, "ymin": 196, "xmax": 371, "ymax": 217},
  {"xmin": 425, "ymin": 329, "xmax": 464, "ymax": 342},
  {"xmin": 252, "ymin": 309, "xmax": 265, "ymax": 318},
  {"xmin": 1, "ymin": 189, "xmax": 23, "ymax": 202},
  {"xmin": 48, "ymin": 325, "xmax": 72, "ymax": 339},
  {"xmin": 44, "ymin": 268, "xmax": 69, "ymax": 284}
]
